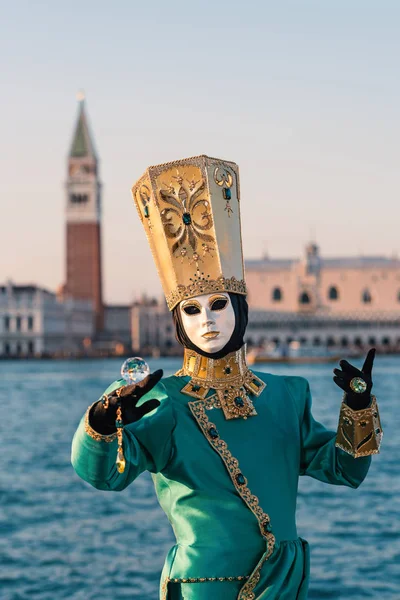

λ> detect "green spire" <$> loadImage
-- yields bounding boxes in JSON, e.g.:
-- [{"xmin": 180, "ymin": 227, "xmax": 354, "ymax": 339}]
[{"xmin": 69, "ymin": 96, "xmax": 97, "ymax": 159}]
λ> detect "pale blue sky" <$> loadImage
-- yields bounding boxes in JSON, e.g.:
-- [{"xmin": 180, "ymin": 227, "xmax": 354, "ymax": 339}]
[{"xmin": 1, "ymin": 1, "xmax": 399, "ymax": 303}]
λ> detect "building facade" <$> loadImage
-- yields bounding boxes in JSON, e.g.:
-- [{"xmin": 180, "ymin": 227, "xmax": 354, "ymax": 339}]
[
  {"xmin": 65, "ymin": 97, "xmax": 103, "ymax": 332},
  {"xmin": 0, "ymin": 282, "xmax": 94, "ymax": 357},
  {"xmin": 131, "ymin": 296, "xmax": 178, "ymax": 355},
  {"xmin": 99, "ymin": 305, "xmax": 132, "ymax": 353},
  {"xmin": 245, "ymin": 244, "xmax": 400, "ymax": 350}
]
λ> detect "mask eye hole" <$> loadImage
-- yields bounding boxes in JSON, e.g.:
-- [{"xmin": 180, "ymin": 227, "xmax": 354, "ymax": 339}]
[
  {"xmin": 182, "ymin": 304, "xmax": 201, "ymax": 316},
  {"xmin": 210, "ymin": 296, "xmax": 228, "ymax": 312}
]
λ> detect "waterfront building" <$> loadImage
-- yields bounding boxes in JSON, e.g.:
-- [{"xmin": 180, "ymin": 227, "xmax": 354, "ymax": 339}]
[
  {"xmin": 0, "ymin": 282, "xmax": 94, "ymax": 357},
  {"xmin": 131, "ymin": 295, "xmax": 178, "ymax": 355},
  {"xmin": 65, "ymin": 96, "xmax": 104, "ymax": 332},
  {"xmin": 245, "ymin": 243, "xmax": 400, "ymax": 350},
  {"xmin": 96, "ymin": 305, "xmax": 132, "ymax": 354}
]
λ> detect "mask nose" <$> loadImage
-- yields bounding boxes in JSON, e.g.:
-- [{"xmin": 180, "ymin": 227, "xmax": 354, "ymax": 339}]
[{"xmin": 203, "ymin": 306, "xmax": 215, "ymax": 327}]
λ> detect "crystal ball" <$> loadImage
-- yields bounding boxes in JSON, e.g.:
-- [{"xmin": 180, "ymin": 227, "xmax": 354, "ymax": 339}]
[{"xmin": 121, "ymin": 357, "xmax": 150, "ymax": 384}]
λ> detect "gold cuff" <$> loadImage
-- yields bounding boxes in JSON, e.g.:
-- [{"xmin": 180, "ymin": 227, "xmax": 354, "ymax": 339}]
[
  {"xmin": 335, "ymin": 395, "xmax": 383, "ymax": 458},
  {"xmin": 84, "ymin": 403, "xmax": 118, "ymax": 443}
]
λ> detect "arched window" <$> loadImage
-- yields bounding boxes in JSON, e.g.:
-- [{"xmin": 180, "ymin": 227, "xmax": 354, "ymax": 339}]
[
  {"xmin": 272, "ymin": 287, "xmax": 282, "ymax": 302},
  {"xmin": 299, "ymin": 292, "xmax": 310, "ymax": 305},
  {"xmin": 362, "ymin": 289, "xmax": 372, "ymax": 304},
  {"xmin": 327, "ymin": 336, "xmax": 336, "ymax": 347},
  {"xmin": 328, "ymin": 286, "xmax": 339, "ymax": 301},
  {"xmin": 368, "ymin": 336, "xmax": 376, "ymax": 346},
  {"xmin": 382, "ymin": 337, "xmax": 391, "ymax": 347},
  {"xmin": 313, "ymin": 337, "xmax": 321, "ymax": 346},
  {"xmin": 354, "ymin": 337, "xmax": 363, "ymax": 348},
  {"xmin": 341, "ymin": 337, "xmax": 349, "ymax": 348}
]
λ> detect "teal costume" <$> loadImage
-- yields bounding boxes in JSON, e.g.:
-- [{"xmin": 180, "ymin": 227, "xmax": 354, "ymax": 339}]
[{"xmin": 71, "ymin": 348, "xmax": 374, "ymax": 600}]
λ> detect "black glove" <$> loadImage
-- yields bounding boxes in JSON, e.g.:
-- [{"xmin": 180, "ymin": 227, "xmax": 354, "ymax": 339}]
[
  {"xmin": 90, "ymin": 369, "xmax": 163, "ymax": 434},
  {"xmin": 333, "ymin": 348, "xmax": 375, "ymax": 410}
]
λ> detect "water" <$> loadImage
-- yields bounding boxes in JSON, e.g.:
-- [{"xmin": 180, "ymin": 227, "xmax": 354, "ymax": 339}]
[{"xmin": 1, "ymin": 356, "xmax": 399, "ymax": 599}]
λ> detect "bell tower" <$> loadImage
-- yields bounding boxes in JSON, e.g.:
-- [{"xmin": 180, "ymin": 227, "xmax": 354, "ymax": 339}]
[{"xmin": 65, "ymin": 94, "xmax": 104, "ymax": 332}]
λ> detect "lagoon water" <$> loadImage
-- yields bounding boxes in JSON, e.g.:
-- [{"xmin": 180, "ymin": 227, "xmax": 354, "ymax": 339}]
[{"xmin": 1, "ymin": 355, "xmax": 399, "ymax": 599}]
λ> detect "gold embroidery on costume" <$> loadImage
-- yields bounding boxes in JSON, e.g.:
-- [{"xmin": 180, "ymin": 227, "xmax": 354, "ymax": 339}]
[
  {"xmin": 335, "ymin": 395, "xmax": 383, "ymax": 458},
  {"xmin": 84, "ymin": 403, "xmax": 117, "ymax": 443},
  {"xmin": 177, "ymin": 346, "xmax": 266, "ymax": 420},
  {"xmin": 160, "ymin": 575, "xmax": 251, "ymax": 600},
  {"xmin": 188, "ymin": 399, "xmax": 275, "ymax": 600}
]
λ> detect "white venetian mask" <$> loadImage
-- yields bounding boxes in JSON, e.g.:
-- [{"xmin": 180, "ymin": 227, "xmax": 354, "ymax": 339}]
[{"xmin": 179, "ymin": 292, "xmax": 236, "ymax": 354}]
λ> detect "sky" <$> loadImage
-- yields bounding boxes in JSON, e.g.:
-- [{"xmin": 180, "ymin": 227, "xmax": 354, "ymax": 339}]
[{"xmin": 1, "ymin": 1, "xmax": 400, "ymax": 304}]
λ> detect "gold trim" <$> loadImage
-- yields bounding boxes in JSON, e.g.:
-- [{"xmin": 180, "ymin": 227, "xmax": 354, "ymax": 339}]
[
  {"xmin": 188, "ymin": 399, "xmax": 275, "ymax": 600},
  {"xmin": 84, "ymin": 403, "xmax": 118, "ymax": 443},
  {"xmin": 161, "ymin": 574, "xmax": 251, "ymax": 597},
  {"xmin": 335, "ymin": 395, "xmax": 383, "ymax": 458},
  {"xmin": 177, "ymin": 346, "xmax": 266, "ymax": 420},
  {"xmin": 166, "ymin": 276, "xmax": 247, "ymax": 311},
  {"xmin": 170, "ymin": 575, "xmax": 249, "ymax": 584}
]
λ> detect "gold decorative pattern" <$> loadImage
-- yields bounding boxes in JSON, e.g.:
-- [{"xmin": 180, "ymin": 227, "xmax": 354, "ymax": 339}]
[
  {"xmin": 159, "ymin": 175, "xmax": 214, "ymax": 259},
  {"xmin": 131, "ymin": 155, "xmax": 246, "ymax": 311},
  {"xmin": 188, "ymin": 399, "xmax": 275, "ymax": 599},
  {"xmin": 165, "ymin": 275, "xmax": 246, "ymax": 311},
  {"xmin": 177, "ymin": 346, "xmax": 265, "ymax": 420},
  {"xmin": 84, "ymin": 403, "xmax": 117, "ymax": 443},
  {"xmin": 335, "ymin": 395, "xmax": 383, "ymax": 458}
]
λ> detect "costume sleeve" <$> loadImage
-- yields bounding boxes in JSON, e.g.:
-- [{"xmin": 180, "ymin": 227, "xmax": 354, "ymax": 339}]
[
  {"xmin": 285, "ymin": 376, "xmax": 372, "ymax": 489},
  {"xmin": 71, "ymin": 379, "xmax": 176, "ymax": 492}
]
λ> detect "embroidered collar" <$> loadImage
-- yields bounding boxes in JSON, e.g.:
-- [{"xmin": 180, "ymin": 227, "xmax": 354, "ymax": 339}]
[{"xmin": 175, "ymin": 345, "xmax": 266, "ymax": 420}]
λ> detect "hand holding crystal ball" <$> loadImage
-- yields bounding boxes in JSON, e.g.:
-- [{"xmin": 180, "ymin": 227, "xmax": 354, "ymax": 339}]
[{"xmin": 121, "ymin": 357, "xmax": 150, "ymax": 384}]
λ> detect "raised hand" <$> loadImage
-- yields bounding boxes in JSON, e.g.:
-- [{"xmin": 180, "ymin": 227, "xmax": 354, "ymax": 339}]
[
  {"xmin": 333, "ymin": 348, "xmax": 376, "ymax": 410},
  {"xmin": 90, "ymin": 369, "xmax": 164, "ymax": 434}
]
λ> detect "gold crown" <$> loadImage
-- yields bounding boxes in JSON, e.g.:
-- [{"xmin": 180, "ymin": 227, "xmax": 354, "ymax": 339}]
[{"xmin": 131, "ymin": 155, "xmax": 247, "ymax": 310}]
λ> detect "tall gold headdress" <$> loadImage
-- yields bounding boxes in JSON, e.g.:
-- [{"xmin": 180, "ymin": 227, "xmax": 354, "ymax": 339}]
[{"xmin": 131, "ymin": 155, "xmax": 246, "ymax": 310}]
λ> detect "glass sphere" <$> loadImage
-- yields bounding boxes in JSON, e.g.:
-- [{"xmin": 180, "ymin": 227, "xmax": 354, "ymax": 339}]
[{"xmin": 121, "ymin": 357, "xmax": 150, "ymax": 384}]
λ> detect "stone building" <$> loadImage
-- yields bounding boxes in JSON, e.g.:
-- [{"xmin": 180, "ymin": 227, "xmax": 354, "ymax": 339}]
[
  {"xmin": 0, "ymin": 282, "xmax": 94, "ymax": 357},
  {"xmin": 104, "ymin": 306, "xmax": 131, "ymax": 347},
  {"xmin": 245, "ymin": 243, "xmax": 400, "ymax": 350},
  {"xmin": 131, "ymin": 296, "xmax": 178, "ymax": 355}
]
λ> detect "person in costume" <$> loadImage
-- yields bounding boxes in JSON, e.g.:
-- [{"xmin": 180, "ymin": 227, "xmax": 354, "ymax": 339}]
[{"xmin": 71, "ymin": 155, "xmax": 383, "ymax": 600}]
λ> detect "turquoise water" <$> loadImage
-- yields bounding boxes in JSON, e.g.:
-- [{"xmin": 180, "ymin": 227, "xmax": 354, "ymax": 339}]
[{"xmin": 1, "ymin": 356, "xmax": 398, "ymax": 599}]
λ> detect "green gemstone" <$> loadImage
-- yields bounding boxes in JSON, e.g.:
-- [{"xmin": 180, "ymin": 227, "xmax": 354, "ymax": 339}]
[
  {"xmin": 144, "ymin": 205, "xmax": 150, "ymax": 218},
  {"xmin": 350, "ymin": 377, "xmax": 367, "ymax": 393},
  {"xmin": 234, "ymin": 397, "xmax": 245, "ymax": 408},
  {"xmin": 209, "ymin": 427, "xmax": 219, "ymax": 439},
  {"xmin": 236, "ymin": 473, "xmax": 246, "ymax": 485},
  {"xmin": 223, "ymin": 188, "xmax": 231, "ymax": 200},
  {"xmin": 262, "ymin": 521, "xmax": 272, "ymax": 533}
]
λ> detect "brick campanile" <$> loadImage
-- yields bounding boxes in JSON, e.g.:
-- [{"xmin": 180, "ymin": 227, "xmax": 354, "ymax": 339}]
[{"xmin": 65, "ymin": 96, "xmax": 104, "ymax": 332}]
